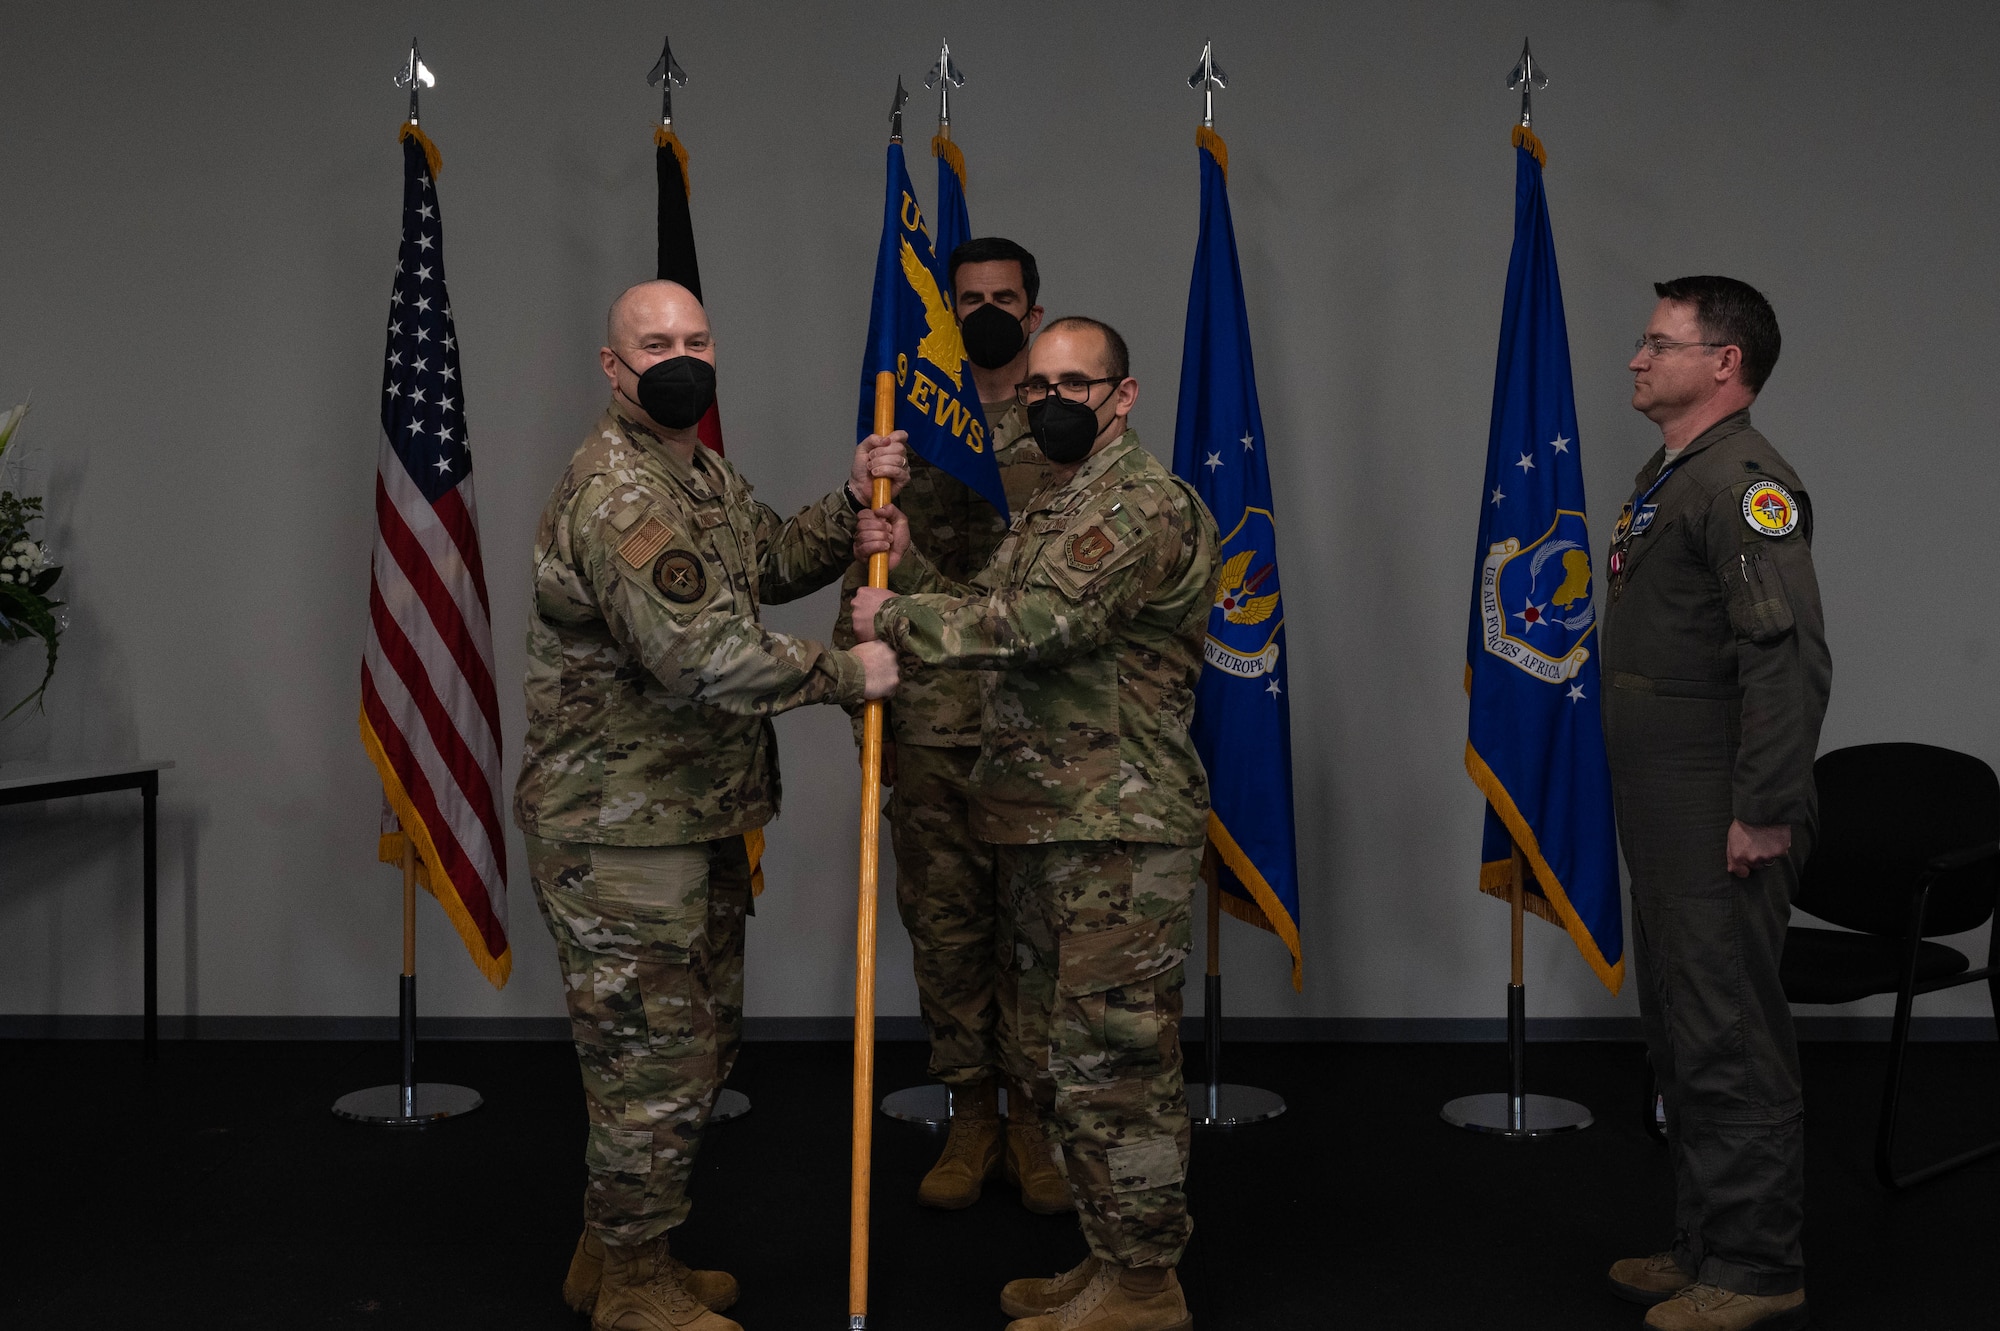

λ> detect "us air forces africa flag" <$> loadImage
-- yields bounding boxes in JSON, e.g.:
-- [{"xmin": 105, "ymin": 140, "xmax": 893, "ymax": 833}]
[
  {"xmin": 1171, "ymin": 127, "xmax": 1302, "ymax": 990},
  {"xmin": 856, "ymin": 138, "xmax": 1008, "ymax": 517},
  {"xmin": 1464, "ymin": 126, "xmax": 1623, "ymax": 994}
]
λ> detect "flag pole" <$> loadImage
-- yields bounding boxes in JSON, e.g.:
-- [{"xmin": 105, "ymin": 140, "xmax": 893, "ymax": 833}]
[
  {"xmin": 1439, "ymin": 37, "xmax": 1601, "ymax": 1142},
  {"xmin": 1181, "ymin": 40, "xmax": 1286, "ymax": 1131},
  {"xmin": 850, "ymin": 369, "xmax": 896, "ymax": 1329},
  {"xmin": 332, "ymin": 47, "xmax": 486, "ymax": 1130}
]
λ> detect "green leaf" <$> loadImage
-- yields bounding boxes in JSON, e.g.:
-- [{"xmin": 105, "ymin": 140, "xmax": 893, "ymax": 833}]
[
  {"xmin": 29, "ymin": 565, "xmax": 61, "ymax": 595},
  {"xmin": 0, "ymin": 578, "xmax": 60, "ymax": 718}
]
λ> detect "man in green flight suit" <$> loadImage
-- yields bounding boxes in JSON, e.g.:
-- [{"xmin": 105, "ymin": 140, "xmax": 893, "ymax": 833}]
[
  {"xmin": 1600, "ymin": 276, "xmax": 1830, "ymax": 1331},
  {"xmin": 852, "ymin": 316, "xmax": 1218, "ymax": 1331},
  {"xmin": 831, "ymin": 237, "xmax": 1064, "ymax": 1213},
  {"xmin": 514, "ymin": 279, "xmax": 907, "ymax": 1331}
]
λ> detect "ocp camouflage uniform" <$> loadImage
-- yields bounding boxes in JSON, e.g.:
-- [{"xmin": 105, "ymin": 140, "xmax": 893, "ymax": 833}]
[
  {"xmin": 832, "ymin": 402, "xmax": 1056, "ymax": 1088},
  {"xmin": 871, "ymin": 430, "xmax": 1218, "ymax": 1268},
  {"xmin": 516, "ymin": 402, "xmax": 869, "ymax": 1245}
]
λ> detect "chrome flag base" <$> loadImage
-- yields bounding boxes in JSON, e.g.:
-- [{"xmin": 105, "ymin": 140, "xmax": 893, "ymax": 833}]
[
  {"xmin": 333, "ymin": 1081, "xmax": 482, "ymax": 1127},
  {"xmin": 880, "ymin": 1083, "xmax": 1009, "ymax": 1126},
  {"xmin": 1441, "ymin": 1091, "xmax": 1592, "ymax": 1137}
]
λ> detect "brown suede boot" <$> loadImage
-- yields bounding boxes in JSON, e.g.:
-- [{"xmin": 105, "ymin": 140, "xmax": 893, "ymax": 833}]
[
  {"xmin": 1005, "ymin": 1263, "xmax": 1192, "ymax": 1331},
  {"xmin": 918, "ymin": 1078, "xmax": 1003, "ymax": 1209},
  {"xmin": 1608, "ymin": 1251, "xmax": 1696, "ymax": 1305},
  {"xmin": 591, "ymin": 1234, "xmax": 742, "ymax": 1330},
  {"xmin": 1001, "ymin": 1085, "xmax": 1071, "ymax": 1215},
  {"xmin": 1000, "ymin": 1255, "xmax": 1102, "ymax": 1318},
  {"xmin": 1645, "ymin": 1284, "xmax": 1808, "ymax": 1331}
]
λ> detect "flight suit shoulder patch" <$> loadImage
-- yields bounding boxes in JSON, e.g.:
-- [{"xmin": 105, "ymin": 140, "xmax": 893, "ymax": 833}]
[{"xmin": 1741, "ymin": 480, "xmax": 1800, "ymax": 538}]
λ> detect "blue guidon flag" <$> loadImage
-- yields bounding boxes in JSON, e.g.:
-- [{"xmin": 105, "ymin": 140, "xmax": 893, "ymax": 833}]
[
  {"xmin": 1171, "ymin": 128, "xmax": 1302, "ymax": 990},
  {"xmin": 856, "ymin": 140, "xmax": 1006, "ymax": 519},
  {"xmin": 931, "ymin": 131, "xmax": 971, "ymax": 273},
  {"xmin": 1464, "ymin": 127, "xmax": 1623, "ymax": 994}
]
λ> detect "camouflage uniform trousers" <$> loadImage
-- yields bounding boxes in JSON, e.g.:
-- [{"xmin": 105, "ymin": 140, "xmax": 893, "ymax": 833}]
[
  {"xmin": 997, "ymin": 838, "xmax": 1198, "ymax": 1268},
  {"xmin": 888, "ymin": 742, "xmax": 1044, "ymax": 1089},
  {"xmin": 526, "ymin": 833, "xmax": 750, "ymax": 1245}
]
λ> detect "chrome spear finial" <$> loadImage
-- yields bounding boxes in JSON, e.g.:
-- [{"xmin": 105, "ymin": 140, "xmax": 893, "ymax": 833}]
[
  {"xmin": 648, "ymin": 37, "xmax": 689, "ymax": 128},
  {"xmin": 1507, "ymin": 40, "xmax": 1548, "ymax": 128},
  {"xmin": 926, "ymin": 39, "xmax": 965, "ymax": 132},
  {"xmin": 1187, "ymin": 40, "xmax": 1228, "ymax": 129},
  {"xmin": 394, "ymin": 38, "xmax": 435, "ymax": 125},
  {"xmin": 889, "ymin": 76, "xmax": 910, "ymax": 142}
]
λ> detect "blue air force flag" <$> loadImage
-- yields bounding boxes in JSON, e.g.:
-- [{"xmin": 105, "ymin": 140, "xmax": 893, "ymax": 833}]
[
  {"xmin": 1171, "ymin": 129, "xmax": 1302, "ymax": 990},
  {"xmin": 1464, "ymin": 129, "xmax": 1623, "ymax": 994},
  {"xmin": 931, "ymin": 134, "xmax": 971, "ymax": 272},
  {"xmin": 857, "ymin": 142, "xmax": 1006, "ymax": 519}
]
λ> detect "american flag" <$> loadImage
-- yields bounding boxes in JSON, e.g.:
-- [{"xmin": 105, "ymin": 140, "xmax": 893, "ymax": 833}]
[{"xmin": 358, "ymin": 126, "xmax": 510, "ymax": 987}]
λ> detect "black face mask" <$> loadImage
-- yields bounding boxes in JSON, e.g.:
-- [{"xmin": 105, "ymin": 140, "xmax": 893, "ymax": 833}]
[
  {"xmin": 960, "ymin": 303, "xmax": 1028, "ymax": 370},
  {"xmin": 1026, "ymin": 394, "xmax": 1107, "ymax": 465},
  {"xmin": 617, "ymin": 353, "xmax": 716, "ymax": 430}
]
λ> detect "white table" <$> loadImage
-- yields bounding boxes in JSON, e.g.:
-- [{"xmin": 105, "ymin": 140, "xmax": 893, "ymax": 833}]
[{"xmin": 0, "ymin": 759, "xmax": 174, "ymax": 1055}]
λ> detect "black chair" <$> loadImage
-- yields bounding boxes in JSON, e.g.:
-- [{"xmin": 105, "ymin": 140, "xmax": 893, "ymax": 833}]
[{"xmin": 1781, "ymin": 742, "xmax": 2000, "ymax": 1188}]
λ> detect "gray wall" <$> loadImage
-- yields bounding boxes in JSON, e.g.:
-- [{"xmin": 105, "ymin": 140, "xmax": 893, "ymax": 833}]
[{"xmin": 1, "ymin": 1, "xmax": 1994, "ymax": 1030}]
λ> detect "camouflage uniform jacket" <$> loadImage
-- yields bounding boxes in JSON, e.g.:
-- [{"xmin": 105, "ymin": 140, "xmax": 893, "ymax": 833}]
[
  {"xmin": 873, "ymin": 431, "xmax": 1219, "ymax": 847},
  {"xmin": 514, "ymin": 404, "xmax": 868, "ymax": 847},
  {"xmin": 833, "ymin": 402, "xmax": 1054, "ymax": 747}
]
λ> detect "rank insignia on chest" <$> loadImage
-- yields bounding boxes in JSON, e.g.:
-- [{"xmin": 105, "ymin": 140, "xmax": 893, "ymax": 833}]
[
  {"xmin": 652, "ymin": 549, "xmax": 707, "ymax": 603},
  {"xmin": 1742, "ymin": 481, "xmax": 1799, "ymax": 538},
  {"xmin": 617, "ymin": 516, "xmax": 675, "ymax": 570},
  {"xmin": 1065, "ymin": 526, "xmax": 1117, "ymax": 571}
]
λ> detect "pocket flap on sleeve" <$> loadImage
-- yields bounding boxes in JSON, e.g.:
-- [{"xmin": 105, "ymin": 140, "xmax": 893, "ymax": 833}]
[{"xmin": 1057, "ymin": 911, "xmax": 1191, "ymax": 998}]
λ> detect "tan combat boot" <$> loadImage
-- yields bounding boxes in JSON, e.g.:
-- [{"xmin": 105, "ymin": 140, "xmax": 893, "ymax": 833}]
[
  {"xmin": 1005, "ymin": 1263, "xmax": 1192, "ymax": 1331},
  {"xmin": 1000, "ymin": 1254, "xmax": 1102, "ymax": 1318},
  {"xmin": 1001, "ymin": 1084, "xmax": 1071, "ymax": 1215},
  {"xmin": 1645, "ymin": 1284, "xmax": 1808, "ymax": 1331},
  {"xmin": 590, "ymin": 1233, "xmax": 743, "ymax": 1331},
  {"xmin": 1607, "ymin": 1251, "xmax": 1695, "ymax": 1305},
  {"xmin": 917, "ymin": 1077, "xmax": 1003, "ymax": 1209}
]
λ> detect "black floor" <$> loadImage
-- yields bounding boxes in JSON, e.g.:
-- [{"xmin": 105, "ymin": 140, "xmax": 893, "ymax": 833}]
[{"xmin": 3, "ymin": 1037, "xmax": 1996, "ymax": 1329}]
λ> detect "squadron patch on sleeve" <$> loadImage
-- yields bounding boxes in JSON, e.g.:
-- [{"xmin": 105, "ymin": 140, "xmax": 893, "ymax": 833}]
[
  {"xmin": 1741, "ymin": 481, "xmax": 1800, "ymax": 538},
  {"xmin": 1065, "ymin": 526, "xmax": 1118, "ymax": 571},
  {"xmin": 652, "ymin": 549, "xmax": 708, "ymax": 604},
  {"xmin": 618, "ymin": 515, "xmax": 676, "ymax": 569}
]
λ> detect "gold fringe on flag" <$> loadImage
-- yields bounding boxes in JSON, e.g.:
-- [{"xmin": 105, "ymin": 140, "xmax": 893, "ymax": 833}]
[
  {"xmin": 398, "ymin": 121, "xmax": 443, "ymax": 179},
  {"xmin": 931, "ymin": 133, "xmax": 967, "ymax": 190},
  {"xmin": 1511, "ymin": 124, "xmax": 1547, "ymax": 167},
  {"xmin": 1196, "ymin": 125, "xmax": 1229, "ymax": 180},
  {"xmin": 656, "ymin": 125, "xmax": 692, "ymax": 197}
]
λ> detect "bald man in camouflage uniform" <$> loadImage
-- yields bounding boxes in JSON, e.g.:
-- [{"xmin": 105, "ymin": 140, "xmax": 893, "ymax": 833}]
[
  {"xmin": 832, "ymin": 237, "xmax": 1064, "ymax": 1214},
  {"xmin": 854, "ymin": 316, "xmax": 1217, "ymax": 1331},
  {"xmin": 515, "ymin": 280, "xmax": 906, "ymax": 1331}
]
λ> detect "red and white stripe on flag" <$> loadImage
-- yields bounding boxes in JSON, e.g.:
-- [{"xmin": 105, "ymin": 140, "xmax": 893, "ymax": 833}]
[{"xmin": 358, "ymin": 125, "xmax": 510, "ymax": 987}]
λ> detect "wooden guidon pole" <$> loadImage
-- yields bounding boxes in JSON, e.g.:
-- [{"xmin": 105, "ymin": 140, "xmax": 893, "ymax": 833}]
[{"xmin": 849, "ymin": 369, "xmax": 896, "ymax": 1327}]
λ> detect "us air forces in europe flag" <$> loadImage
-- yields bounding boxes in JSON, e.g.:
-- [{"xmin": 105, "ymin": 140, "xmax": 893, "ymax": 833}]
[
  {"xmin": 1170, "ymin": 127, "xmax": 1303, "ymax": 990},
  {"xmin": 857, "ymin": 137, "xmax": 1008, "ymax": 518},
  {"xmin": 1464, "ymin": 126, "xmax": 1623, "ymax": 994}
]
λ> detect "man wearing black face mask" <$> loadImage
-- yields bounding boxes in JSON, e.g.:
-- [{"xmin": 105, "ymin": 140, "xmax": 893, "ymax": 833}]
[
  {"xmin": 851, "ymin": 318, "xmax": 1219, "ymax": 1331},
  {"xmin": 830, "ymin": 237, "xmax": 1063, "ymax": 1214},
  {"xmin": 516, "ymin": 280, "xmax": 909, "ymax": 1331}
]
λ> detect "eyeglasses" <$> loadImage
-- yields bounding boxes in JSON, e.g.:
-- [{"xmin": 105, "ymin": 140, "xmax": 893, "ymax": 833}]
[
  {"xmin": 1633, "ymin": 336, "xmax": 1724, "ymax": 358},
  {"xmin": 1015, "ymin": 376, "xmax": 1119, "ymax": 407}
]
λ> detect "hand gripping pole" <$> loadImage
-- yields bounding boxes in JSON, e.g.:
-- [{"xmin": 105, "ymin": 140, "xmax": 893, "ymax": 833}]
[{"xmin": 849, "ymin": 370, "xmax": 896, "ymax": 1328}]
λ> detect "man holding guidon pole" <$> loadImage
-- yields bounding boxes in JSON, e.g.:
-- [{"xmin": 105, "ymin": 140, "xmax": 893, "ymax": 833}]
[
  {"xmin": 832, "ymin": 232, "xmax": 1062, "ymax": 1213},
  {"xmin": 513, "ymin": 279, "xmax": 907, "ymax": 1331},
  {"xmin": 853, "ymin": 316, "xmax": 1218, "ymax": 1331}
]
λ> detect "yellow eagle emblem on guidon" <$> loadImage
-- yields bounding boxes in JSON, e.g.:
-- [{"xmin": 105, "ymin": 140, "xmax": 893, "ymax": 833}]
[
  {"xmin": 899, "ymin": 239, "xmax": 966, "ymax": 390},
  {"xmin": 1213, "ymin": 549, "xmax": 1280, "ymax": 625}
]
